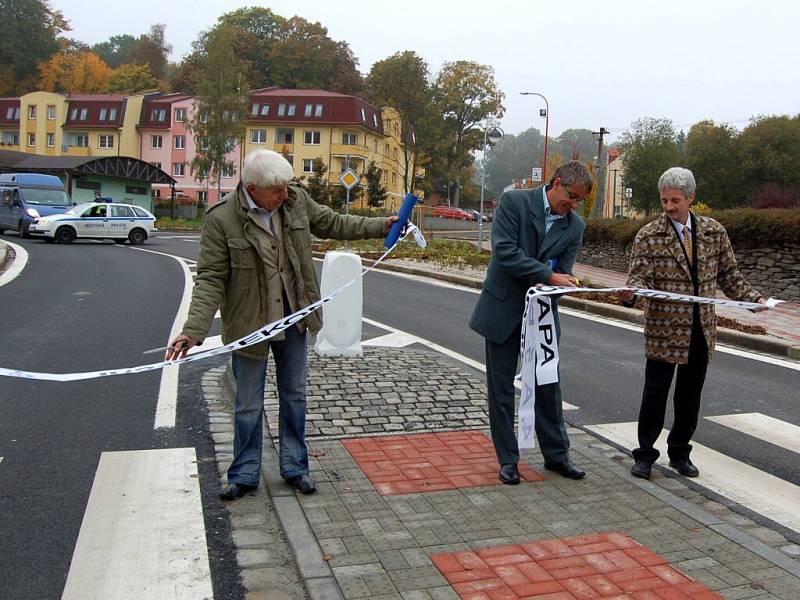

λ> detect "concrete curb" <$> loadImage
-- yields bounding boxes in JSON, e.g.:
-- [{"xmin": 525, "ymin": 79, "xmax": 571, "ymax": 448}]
[{"xmin": 312, "ymin": 251, "xmax": 800, "ymax": 361}]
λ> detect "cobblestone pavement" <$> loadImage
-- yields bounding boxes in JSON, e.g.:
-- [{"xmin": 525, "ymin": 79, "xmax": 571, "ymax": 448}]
[{"xmin": 204, "ymin": 347, "xmax": 800, "ymax": 599}]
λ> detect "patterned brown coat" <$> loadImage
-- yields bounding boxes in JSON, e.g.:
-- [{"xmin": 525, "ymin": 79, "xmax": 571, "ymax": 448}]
[{"xmin": 626, "ymin": 212, "xmax": 761, "ymax": 364}]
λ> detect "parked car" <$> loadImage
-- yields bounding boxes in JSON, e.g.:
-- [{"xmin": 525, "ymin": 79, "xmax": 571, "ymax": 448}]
[
  {"xmin": 0, "ymin": 173, "xmax": 73, "ymax": 238},
  {"xmin": 464, "ymin": 209, "xmax": 489, "ymax": 222},
  {"xmin": 433, "ymin": 205, "xmax": 475, "ymax": 220},
  {"xmin": 28, "ymin": 202, "xmax": 158, "ymax": 244}
]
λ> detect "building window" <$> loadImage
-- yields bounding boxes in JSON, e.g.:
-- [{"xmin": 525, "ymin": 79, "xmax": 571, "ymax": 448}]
[
  {"xmin": 151, "ymin": 108, "xmax": 166, "ymax": 122},
  {"xmin": 392, "ymin": 172, "xmax": 397, "ymax": 186},
  {"xmin": 46, "ymin": 133, "xmax": 55, "ymax": 147},
  {"xmin": 47, "ymin": 105, "xmax": 56, "ymax": 120},
  {"xmin": 80, "ymin": 108, "xmax": 88, "ymax": 120},
  {"xmin": 250, "ymin": 129, "xmax": 267, "ymax": 143},
  {"xmin": 394, "ymin": 147, "xmax": 398, "ymax": 160},
  {"xmin": 125, "ymin": 185, "xmax": 147, "ymax": 195},
  {"xmin": 173, "ymin": 162, "xmax": 185, "ymax": 176},
  {"xmin": 303, "ymin": 130, "xmax": 320, "ymax": 145},
  {"xmin": 175, "ymin": 107, "xmax": 186, "ymax": 122},
  {"xmin": 252, "ymin": 103, "xmax": 260, "ymax": 115},
  {"xmin": 70, "ymin": 108, "xmax": 77, "ymax": 120},
  {"xmin": 151, "ymin": 135, "xmax": 162, "ymax": 148},
  {"xmin": 395, "ymin": 122, "xmax": 400, "ymax": 135},
  {"xmin": 99, "ymin": 108, "xmax": 107, "ymax": 121},
  {"xmin": 287, "ymin": 104, "xmax": 296, "ymax": 116},
  {"xmin": 360, "ymin": 108, "xmax": 366, "ymax": 121},
  {"xmin": 304, "ymin": 104, "xmax": 313, "ymax": 117},
  {"xmin": 98, "ymin": 135, "xmax": 114, "ymax": 148},
  {"xmin": 199, "ymin": 137, "xmax": 208, "ymax": 151},
  {"xmin": 278, "ymin": 103, "xmax": 286, "ymax": 116},
  {"xmin": 342, "ymin": 132, "xmax": 357, "ymax": 145},
  {"xmin": 27, "ymin": 133, "xmax": 35, "ymax": 146},
  {"xmin": 260, "ymin": 104, "xmax": 270, "ymax": 116},
  {"xmin": 150, "ymin": 161, "xmax": 161, "ymax": 169},
  {"xmin": 276, "ymin": 129, "xmax": 293, "ymax": 144},
  {"xmin": 6, "ymin": 107, "xmax": 14, "ymax": 119},
  {"xmin": 302, "ymin": 159, "xmax": 314, "ymax": 173},
  {"xmin": 373, "ymin": 113, "xmax": 378, "ymax": 127},
  {"xmin": 13, "ymin": 107, "xmax": 19, "ymax": 120},
  {"xmin": 109, "ymin": 108, "xmax": 117, "ymax": 120},
  {"xmin": 72, "ymin": 134, "xmax": 89, "ymax": 147},
  {"xmin": 221, "ymin": 164, "xmax": 235, "ymax": 178},
  {"xmin": 197, "ymin": 191, "xmax": 208, "ymax": 204},
  {"xmin": 1, "ymin": 132, "xmax": 18, "ymax": 145},
  {"xmin": 315, "ymin": 104, "xmax": 323, "ymax": 117},
  {"xmin": 28, "ymin": 105, "xmax": 36, "ymax": 119},
  {"xmin": 174, "ymin": 135, "xmax": 185, "ymax": 149}
]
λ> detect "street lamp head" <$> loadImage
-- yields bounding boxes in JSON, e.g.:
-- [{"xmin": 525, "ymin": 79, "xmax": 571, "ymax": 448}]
[{"xmin": 487, "ymin": 126, "xmax": 504, "ymax": 143}]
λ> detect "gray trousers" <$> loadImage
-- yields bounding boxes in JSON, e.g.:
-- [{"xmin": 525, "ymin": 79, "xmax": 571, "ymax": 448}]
[{"xmin": 485, "ymin": 323, "xmax": 570, "ymax": 466}]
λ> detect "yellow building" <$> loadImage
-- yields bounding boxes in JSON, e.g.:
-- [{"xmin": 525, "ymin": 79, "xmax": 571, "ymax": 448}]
[
  {"xmin": 243, "ymin": 88, "xmax": 418, "ymax": 209},
  {"xmin": 603, "ymin": 150, "xmax": 641, "ymax": 219}
]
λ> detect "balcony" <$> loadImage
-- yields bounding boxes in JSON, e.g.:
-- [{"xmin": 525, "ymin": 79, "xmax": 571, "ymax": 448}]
[
  {"xmin": 273, "ymin": 142, "xmax": 294, "ymax": 154},
  {"xmin": 330, "ymin": 143, "xmax": 369, "ymax": 159}
]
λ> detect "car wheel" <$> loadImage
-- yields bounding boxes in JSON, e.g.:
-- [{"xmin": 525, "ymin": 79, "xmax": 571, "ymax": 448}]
[
  {"xmin": 114, "ymin": 239, "xmax": 126, "ymax": 244},
  {"xmin": 128, "ymin": 228, "xmax": 147, "ymax": 245},
  {"xmin": 55, "ymin": 226, "xmax": 76, "ymax": 243},
  {"xmin": 18, "ymin": 220, "xmax": 30, "ymax": 239}
]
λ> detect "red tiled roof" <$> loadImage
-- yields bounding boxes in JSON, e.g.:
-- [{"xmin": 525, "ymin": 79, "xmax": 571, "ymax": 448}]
[
  {"xmin": 0, "ymin": 98, "xmax": 20, "ymax": 125},
  {"xmin": 63, "ymin": 97, "xmax": 126, "ymax": 129}
]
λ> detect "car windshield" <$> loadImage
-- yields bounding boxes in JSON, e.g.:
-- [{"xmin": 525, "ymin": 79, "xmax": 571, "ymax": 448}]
[{"xmin": 22, "ymin": 187, "xmax": 71, "ymax": 206}]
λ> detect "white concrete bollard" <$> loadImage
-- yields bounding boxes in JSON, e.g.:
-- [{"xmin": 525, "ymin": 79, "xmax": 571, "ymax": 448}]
[{"xmin": 313, "ymin": 251, "xmax": 363, "ymax": 357}]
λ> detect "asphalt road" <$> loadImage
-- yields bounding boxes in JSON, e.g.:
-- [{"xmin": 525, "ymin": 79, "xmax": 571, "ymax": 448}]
[{"xmin": 0, "ymin": 234, "xmax": 240, "ymax": 600}]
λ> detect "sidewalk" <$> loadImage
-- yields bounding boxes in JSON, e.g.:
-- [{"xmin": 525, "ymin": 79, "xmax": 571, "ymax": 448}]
[{"xmin": 204, "ymin": 345, "xmax": 800, "ymax": 600}]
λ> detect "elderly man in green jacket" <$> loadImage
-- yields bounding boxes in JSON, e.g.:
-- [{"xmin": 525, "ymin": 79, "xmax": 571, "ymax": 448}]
[{"xmin": 167, "ymin": 149, "xmax": 396, "ymax": 500}]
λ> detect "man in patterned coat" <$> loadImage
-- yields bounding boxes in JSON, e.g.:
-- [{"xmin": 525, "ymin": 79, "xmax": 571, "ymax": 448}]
[{"xmin": 620, "ymin": 167, "xmax": 766, "ymax": 480}]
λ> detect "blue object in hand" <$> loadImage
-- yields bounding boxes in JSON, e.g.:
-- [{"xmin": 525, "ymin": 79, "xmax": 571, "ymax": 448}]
[
  {"xmin": 547, "ymin": 258, "xmax": 559, "ymax": 270},
  {"xmin": 384, "ymin": 193, "xmax": 418, "ymax": 249}
]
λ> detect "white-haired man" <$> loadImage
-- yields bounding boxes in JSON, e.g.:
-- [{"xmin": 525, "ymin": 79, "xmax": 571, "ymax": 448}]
[
  {"xmin": 621, "ymin": 167, "xmax": 766, "ymax": 480},
  {"xmin": 167, "ymin": 150, "xmax": 397, "ymax": 499}
]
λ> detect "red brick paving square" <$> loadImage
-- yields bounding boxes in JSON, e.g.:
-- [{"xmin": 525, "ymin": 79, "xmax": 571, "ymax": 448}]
[
  {"xmin": 430, "ymin": 532, "xmax": 723, "ymax": 599},
  {"xmin": 342, "ymin": 431, "xmax": 543, "ymax": 495}
]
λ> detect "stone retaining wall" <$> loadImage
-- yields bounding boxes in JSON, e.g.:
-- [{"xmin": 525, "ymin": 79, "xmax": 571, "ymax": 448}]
[{"xmin": 578, "ymin": 241, "xmax": 800, "ymax": 301}]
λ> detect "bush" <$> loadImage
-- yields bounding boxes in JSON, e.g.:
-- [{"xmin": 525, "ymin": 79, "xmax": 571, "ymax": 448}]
[
  {"xmin": 313, "ymin": 237, "xmax": 490, "ymax": 268},
  {"xmin": 156, "ymin": 217, "xmax": 203, "ymax": 230}
]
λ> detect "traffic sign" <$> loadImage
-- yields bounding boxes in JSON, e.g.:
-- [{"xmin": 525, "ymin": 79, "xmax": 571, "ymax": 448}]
[
  {"xmin": 531, "ymin": 167, "xmax": 543, "ymax": 182},
  {"xmin": 338, "ymin": 168, "xmax": 360, "ymax": 191}
]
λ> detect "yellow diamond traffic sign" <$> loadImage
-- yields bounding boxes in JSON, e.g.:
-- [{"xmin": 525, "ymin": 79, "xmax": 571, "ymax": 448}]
[{"xmin": 338, "ymin": 168, "xmax": 359, "ymax": 191}]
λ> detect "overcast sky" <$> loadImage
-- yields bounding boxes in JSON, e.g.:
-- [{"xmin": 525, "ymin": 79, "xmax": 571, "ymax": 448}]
[{"xmin": 51, "ymin": 0, "xmax": 799, "ymax": 143}]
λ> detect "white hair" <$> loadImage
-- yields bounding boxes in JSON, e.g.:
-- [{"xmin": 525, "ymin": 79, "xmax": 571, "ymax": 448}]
[
  {"xmin": 242, "ymin": 150, "xmax": 294, "ymax": 187},
  {"xmin": 658, "ymin": 167, "xmax": 696, "ymax": 197}
]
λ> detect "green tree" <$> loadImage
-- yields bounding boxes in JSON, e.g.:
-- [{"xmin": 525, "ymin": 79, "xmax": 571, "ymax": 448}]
[
  {"xmin": 92, "ymin": 34, "xmax": 138, "ymax": 68},
  {"xmin": 737, "ymin": 115, "xmax": 800, "ymax": 204},
  {"xmin": 482, "ymin": 127, "xmax": 546, "ymax": 196},
  {"xmin": 685, "ymin": 120, "xmax": 744, "ymax": 208},
  {"xmin": 213, "ymin": 7, "xmax": 284, "ymax": 88},
  {"xmin": 618, "ymin": 117, "xmax": 679, "ymax": 214},
  {"xmin": 129, "ymin": 24, "xmax": 172, "ymax": 80},
  {"xmin": 107, "ymin": 63, "xmax": 158, "ymax": 94},
  {"xmin": 365, "ymin": 161, "xmax": 387, "ymax": 208},
  {"xmin": 189, "ymin": 25, "xmax": 248, "ymax": 202},
  {"xmin": 367, "ymin": 51, "xmax": 431, "ymax": 194},
  {"xmin": 432, "ymin": 61, "xmax": 504, "ymax": 206},
  {"xmin": 304, "ymin": 158, "xmax": 330, "ymax": 205},
  {"xmin": 0, "ymin": 0, "xmax": 69, "ymax": 95}
]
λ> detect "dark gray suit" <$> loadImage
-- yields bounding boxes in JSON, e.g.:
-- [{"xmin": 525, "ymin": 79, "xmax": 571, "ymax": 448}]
[{"xmin": 469, "ymin": 186, "xmax": 585, "ymax": 465}]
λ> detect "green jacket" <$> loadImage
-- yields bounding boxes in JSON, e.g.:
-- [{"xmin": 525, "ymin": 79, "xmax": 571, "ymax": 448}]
[{"xmin": 181, "ymin": 183, "xmax": 387, "ymax": 358}]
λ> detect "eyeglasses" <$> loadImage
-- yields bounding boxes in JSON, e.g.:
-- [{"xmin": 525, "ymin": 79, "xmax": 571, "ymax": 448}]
[{"xmin": 560, "ymin": 180, "xmax": 585, "ymax": 203}]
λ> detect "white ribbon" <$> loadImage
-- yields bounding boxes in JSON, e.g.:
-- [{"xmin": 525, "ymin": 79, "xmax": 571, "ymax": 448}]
[
  {"xmin": 517, "ymin": 285, "xmax": 782, "ymax": 448},
  {"xmin": 0, "ymin": 224, "xmax": 426, "ymax": 381}
]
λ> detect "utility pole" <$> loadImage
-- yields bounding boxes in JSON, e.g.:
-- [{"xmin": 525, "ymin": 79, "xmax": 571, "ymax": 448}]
[{"xmin": 590, "ymin": 127, "xmax": 608, "ymax": 219}]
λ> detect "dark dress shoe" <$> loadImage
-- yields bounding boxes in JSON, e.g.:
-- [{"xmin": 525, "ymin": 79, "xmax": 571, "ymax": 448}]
[
  {"xmin": 287, "ymin": 474, "xmax": 317, "ymax": 494},
  {"xmin": 669, "ymin": 459, "xmax": 699, "ymax": 477},
  {"xmin": 631, "ymin": 461, "xmax": 652, "ymax": 480},
  {"xmin": 220, "ymin": 482, "xmax": 257, "ymax": 501},
  {"xmin": 498, "ymin": 463, "xmax": 521, "ymax": 485},
  {"xmin": 544, "ymin": 460, "xmax": 586, "ymax": 479}
]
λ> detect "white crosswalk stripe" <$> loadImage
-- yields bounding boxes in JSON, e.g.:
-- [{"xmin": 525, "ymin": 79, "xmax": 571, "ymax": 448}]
[
  {"xmin": 706, "ymin": 412, "xmax": 800, "ymax": 455},
  {"xmin": 62, "ymin": 448, "xmax": 212, "ymax": 599},
  {"xmin": 588, "ymin": 420, "xmax": 800, "ymax": 535}
]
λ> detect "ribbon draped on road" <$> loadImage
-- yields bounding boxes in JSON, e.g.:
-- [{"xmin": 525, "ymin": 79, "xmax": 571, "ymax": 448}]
[
  {"xmin": 0, "ymin": 224, "xmax": 426, "ymax": 382},
  {"xmin": 517, "ymin": 286, "xmax": 783, "ymax": 449}
]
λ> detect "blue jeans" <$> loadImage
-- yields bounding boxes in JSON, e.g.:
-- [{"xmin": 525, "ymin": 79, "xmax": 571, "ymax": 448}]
[{"xmin": 227, "ymin": 325, "xmax": 309, "ymax": 486}]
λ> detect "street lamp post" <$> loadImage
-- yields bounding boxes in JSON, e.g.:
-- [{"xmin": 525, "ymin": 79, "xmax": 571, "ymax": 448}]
[
  {"xmin": 520, "ymin": 91, "xmax": 549, "ymax": 182},
  {"xmin": 479, "ymin": 125, "xmax": 504, "ymax": 250},
  {"xmin": 555, "ymin": 137, "xmax": 578, "ymax": 160}
]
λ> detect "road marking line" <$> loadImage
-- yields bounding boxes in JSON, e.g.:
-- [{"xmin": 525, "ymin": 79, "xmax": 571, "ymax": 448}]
[
  {"xmin": 361, "ymin": 316, "xmax": 579, "ymax": 410},
  {"xmin": 188, "ymin": 334, "xmax": 223, "ymax": 355},
  {"xmin": 125, "ymin": 246, "xmax": 194, "ymax": 429},
  {"xmin": 706, "ymin": 413, "xmax": 800, "ymax": 455},
  {"xmin": 587, "ymin": 421, "xmax": 800, "ymax": 534},
  {"xmin": 62, "ymin": 448, "xmax": 212, "ymax": 600},
  {"xmin": 363, "ymin": 331, "xmax": 420, "ymax": 348},
  {"xmin": 0, "ymin": 240, "xmax": 29, "ymax": 287}
]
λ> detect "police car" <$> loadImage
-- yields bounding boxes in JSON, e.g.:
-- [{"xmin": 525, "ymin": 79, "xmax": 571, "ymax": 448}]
[{"xmin": 28, "ymin": 202, "xmax": 158, "ymax": 244}]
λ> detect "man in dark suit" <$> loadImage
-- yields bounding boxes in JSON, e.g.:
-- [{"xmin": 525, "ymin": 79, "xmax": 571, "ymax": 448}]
[{"xmin": 469, "ymin": 161, "xmax": 592, "ymax": 484}]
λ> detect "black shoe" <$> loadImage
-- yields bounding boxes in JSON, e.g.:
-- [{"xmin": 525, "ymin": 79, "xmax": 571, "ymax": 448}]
[
  {"xmin": 631, "ymin": 461, "xmax": 652, "ymax": 480},
  {"xmin": 498, "ymin": 463, "xmax": 521, "ymax": 485},
  {"xmin": 287, "ymin": 474, "xmax": 317, "ymax": 494},
  {"xmin": 544, "ymin": 460, "xmax": 586, "ymax": 480},
  {"xmin": 220, "ymin": 482, "xmax": 257, "ymax": 501},
  {"xmin": 669, "ymin": 459, "xmax": 699, "ymax": 477}
]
